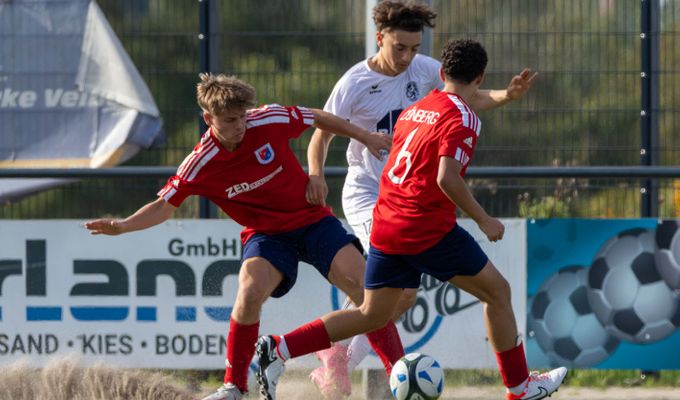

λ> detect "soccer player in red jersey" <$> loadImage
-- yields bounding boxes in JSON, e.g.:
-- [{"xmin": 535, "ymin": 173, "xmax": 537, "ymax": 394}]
[
  {"xmin": 254, "ymin": 40, "xmax": 567, "ymax": 400},
  {"xmin": 84, "ymin": 73, "xmax": 403, "ymax": 400},
  {"xmin": 306, "ymin": 2, "xmax": 537, "ymax": 397}
]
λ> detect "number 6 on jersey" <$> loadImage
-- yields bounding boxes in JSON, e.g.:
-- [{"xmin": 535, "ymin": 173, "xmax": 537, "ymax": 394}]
[{"xmin": 388, "ymin": 127, "xmax": 418, "ymax": 184}]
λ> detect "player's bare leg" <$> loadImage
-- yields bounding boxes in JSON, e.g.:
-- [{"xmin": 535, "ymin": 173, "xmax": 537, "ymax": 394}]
[
  {"xmin": 326, "ymin": 244, "xmax": 366, "ymax": 306},
  {"xmin": 450, "ymin": 261, "xmax": 567, "ymax": 400},
  {"xmin": 203, "ymin": 257, "xmax": 283, "ymax": 400},
  {"xmin": 257, "ymin": 287, "xmax": 404, "ymax": 399},
  {"xmin": 313, "ymin": 263, "xmax": 418, "ymax": 399}
]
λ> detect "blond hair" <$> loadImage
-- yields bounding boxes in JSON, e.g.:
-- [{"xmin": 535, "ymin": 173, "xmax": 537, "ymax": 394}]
[{"xmin": 196, "ymin": 73, "xmax": 256, "ymax": 115}]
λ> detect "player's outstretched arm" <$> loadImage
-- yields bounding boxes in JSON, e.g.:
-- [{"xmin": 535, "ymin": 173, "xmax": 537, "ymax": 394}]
[
  {"xmin": 84, "ymin": 197, "xmax": 177, "ymax": 236},
  {"xmin": 309, "ymin": 108, "xmax": 391, "ymax": 161},
  {"xmin": 436, "ymin": 156, "xmax": 505, "ymax": 242},
  {"xmin": 469, "ymin": 68, "xmax": 538, "ymax": 111},
  {"xmin": 305, "ymin": 128, "xmax": 335, "ymax": 206}
]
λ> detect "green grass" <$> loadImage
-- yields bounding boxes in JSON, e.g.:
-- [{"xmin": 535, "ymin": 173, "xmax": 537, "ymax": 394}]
[{"xmin": 441, "ymin": 369, "xmax": 680, "ymax": 388}]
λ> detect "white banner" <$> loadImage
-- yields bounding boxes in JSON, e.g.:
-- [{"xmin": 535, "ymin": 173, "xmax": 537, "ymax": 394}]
[
  {"xmin": 0, "ymin": 0, "xmax": 164, "ymax": 202},
  {"xmin": 0, "ymin": 219, "xmax": 525, "ymax": 369}
]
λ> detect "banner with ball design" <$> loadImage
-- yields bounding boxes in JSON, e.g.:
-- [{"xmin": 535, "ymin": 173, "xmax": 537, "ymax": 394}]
[{"xmin": 526, "ymin": 219, "xmax": 680, "ymax": 370}]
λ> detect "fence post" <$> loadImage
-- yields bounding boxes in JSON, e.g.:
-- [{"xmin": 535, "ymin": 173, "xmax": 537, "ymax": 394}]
[
  {"xmin": 420, "ymin": 0, "xmax": 433, "ymax": 57},
  {"xmin": 198, "ymin": 0, "xmax": 218, "ymax": 219},
  {"xmin": 640, "ymin": 0, "xmax": 660, "ymax": 217},
  {"xmin": 365, "ymin": 0, "xmax": 378, "ymax": 59}
]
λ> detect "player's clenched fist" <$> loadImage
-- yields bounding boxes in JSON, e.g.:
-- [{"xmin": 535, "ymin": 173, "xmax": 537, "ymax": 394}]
[
  {"xmin": 478, "ymin": 216, "xmax": 505, "ymax": 242},
  {"xmin": 362, "ymin": 131, "xmax": 392, "ymax": 161},
  {"xmin": 306, "ymin": 175, "xmax": 328, "ymax": 206}
]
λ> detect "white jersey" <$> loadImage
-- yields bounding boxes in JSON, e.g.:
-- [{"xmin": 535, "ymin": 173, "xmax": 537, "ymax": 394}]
[{"xmin": 323, "ymin": 54, "xmax": 443, "ymax": 225}]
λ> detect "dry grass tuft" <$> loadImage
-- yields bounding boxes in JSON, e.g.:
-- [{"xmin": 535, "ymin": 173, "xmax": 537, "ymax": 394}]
[{"xmin": 0, "ymin": 356, "xmax": 194, "ymax": 400}]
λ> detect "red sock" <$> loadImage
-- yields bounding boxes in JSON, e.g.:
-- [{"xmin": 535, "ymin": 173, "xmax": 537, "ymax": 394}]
[
  {"xmin": 495, "ymin": 342, "xmax": 529, "ymax": 388},
  {"xmin": 365, "ymin": 321, "xmax": 405, "ymax": 376},
  {"xmin": 224, "ymin": 319, "xmax": 259, "ymax": 392},
  {"xmin": 283, "ymin": 318, "xmax": 331, "ymax": 358}
]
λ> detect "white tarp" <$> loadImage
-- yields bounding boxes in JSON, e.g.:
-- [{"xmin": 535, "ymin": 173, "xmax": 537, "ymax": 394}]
[
  {"xmin": 0, "ymin": 219, "xmax": 526, "ymax": 369},
  {"xmin": 0, "ymin": 0, "xmax": 164, "ymax": 201}
]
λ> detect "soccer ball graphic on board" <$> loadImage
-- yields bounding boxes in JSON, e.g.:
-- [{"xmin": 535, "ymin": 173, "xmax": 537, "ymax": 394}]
[
  {"xmin": 655, "ymin": 220, "xmax": 680, "ymax": 290},
  {"xmin": 530, "ymin": 224, "xmax": 680, "ymax": 367},
  {"xmin": 586, "ymin": 229, "xmax": 680, "ymax": 344},
  {"xmin": 529, "ymin": 266, "xmax": 620, "ymax": 368}
]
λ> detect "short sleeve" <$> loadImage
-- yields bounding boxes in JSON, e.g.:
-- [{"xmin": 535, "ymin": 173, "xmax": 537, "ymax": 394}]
[
  {"xmin": 416, "ymin": 55, "xmax": 444, "ymax": 92},
  {"xmin": 323, "ymin": 74, "xmax": 354, "ymax": 121},
  {"xmin": 247, "ymin": 104, "xmax": 315, "ymax": 139},
  {"xmin": 286, "ymin": 105, "xmax": 315, "ymax": 138},
  {"xmin": 439, "ymin": 121, "xmax": 477, "ymax": 169},
  {"xmin": 157, "ymin": 175, "xmax": 192, "ymax": 207}
]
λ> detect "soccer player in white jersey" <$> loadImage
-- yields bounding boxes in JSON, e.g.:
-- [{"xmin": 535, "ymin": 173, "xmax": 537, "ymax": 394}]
[{"xmin": 305, "ymin": 1, "xmax": 538, "ymax": 398}]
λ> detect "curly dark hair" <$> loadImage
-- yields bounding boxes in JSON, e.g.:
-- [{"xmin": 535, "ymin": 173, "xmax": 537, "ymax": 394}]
[
  {"xmin": 373, "ymin": 0, "xmax": 437, "ymax": 32},
  {"xmin": 440, "ymin": 39, "xmax": 488, "ymax": 84}
]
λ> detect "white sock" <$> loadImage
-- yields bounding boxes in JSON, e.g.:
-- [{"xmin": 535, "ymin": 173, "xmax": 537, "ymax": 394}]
[
  {"xmin": 346, "ymin": 334, "xmax": 371, "ymax": 371},
  {"xmin": 276, "ymin": 336, "xmax": 291, "ymax": 360},
  {"xmin": 508, "ymin": 377, "xmax": 529, "ymax": 395}
]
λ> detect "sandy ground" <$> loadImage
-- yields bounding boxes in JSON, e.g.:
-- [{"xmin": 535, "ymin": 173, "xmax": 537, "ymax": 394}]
[{"xmin": 268, "ymin": 379, "xmax": 680, "ymax": 400}]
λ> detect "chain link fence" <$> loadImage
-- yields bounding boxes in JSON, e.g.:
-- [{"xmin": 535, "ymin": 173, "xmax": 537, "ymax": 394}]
[{"xmin": 2, "ymin": 0, "xmax": 680, "ymax": 218}]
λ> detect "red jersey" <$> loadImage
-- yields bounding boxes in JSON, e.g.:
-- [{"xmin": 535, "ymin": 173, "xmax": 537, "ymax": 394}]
[
  {"xmin": 158, "ymin": 104, "xmax": 333, "ymax": 244},
  {"xmin": 370, "ymin": 89, "xmax": 481, "ymax": 254}
]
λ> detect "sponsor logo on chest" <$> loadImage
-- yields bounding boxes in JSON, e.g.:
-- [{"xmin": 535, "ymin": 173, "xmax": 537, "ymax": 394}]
[{"xmin": 369, "ymin": 84, "xmax": 382, "ymax": 94}]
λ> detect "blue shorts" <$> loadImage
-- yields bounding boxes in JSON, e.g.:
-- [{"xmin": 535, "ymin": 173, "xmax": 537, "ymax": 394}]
[
  {"xmin": 243, "ymin": 216, "xmax": 362, "ymax": 298},
  {"xmin": 365, "ymin": 224, "xmax": 488, "ymax": 289}
]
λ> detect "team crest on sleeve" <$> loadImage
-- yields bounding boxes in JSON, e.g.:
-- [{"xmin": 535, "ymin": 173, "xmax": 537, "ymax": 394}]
[
  {"xmin": 405, "ymin": 81, "xmax": 419, "ymax": 101},
  {"xmin": 254, "ymin": 143, "xmax": 275, "ymax": 164}
]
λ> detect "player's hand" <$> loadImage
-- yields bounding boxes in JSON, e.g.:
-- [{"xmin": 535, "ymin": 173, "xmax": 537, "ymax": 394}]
[
  {"xmin": 506, "ymin": 68, "xmax": 538, "ymax": 100},
  {"xmin": 84, "ymin": 218, "xmax": 124, "ymax": 235},
  {"xmin": 306, "ymin": 175, "xmax": 328, "ymax": 206},
  {"xmin": 363, "ymin": 132, "xmax": 392, "ymax": 161},
  {"xmin": 478, "ymin": 216, "xmax": 505, "ymax": 242}
]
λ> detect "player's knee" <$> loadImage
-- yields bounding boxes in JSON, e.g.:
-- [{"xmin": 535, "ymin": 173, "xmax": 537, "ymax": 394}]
[
  {"xmin": 359, "ymin": 306, "xmax": 391, "ymax": 329},
  {"xmin": 394, "ymin": 289, "xmax": 417, "ymax": 318},
  {"xmin": 488, "ymin": 276, "xmax": 512, "ymax": 306},
  {"xmin": 236, "ymin": 283, "xmax": 269, "ymax": 309}
]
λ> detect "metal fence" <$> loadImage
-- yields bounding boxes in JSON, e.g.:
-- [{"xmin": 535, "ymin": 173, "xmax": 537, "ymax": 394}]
[{"xmin": 1, "ymin": 0, "xmax": 680, "ymax": 219}]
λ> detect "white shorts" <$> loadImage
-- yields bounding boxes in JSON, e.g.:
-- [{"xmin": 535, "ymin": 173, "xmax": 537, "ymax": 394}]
[{"xmin": 345, "ymin": 208, "xmax": 373, "ymax": 253}]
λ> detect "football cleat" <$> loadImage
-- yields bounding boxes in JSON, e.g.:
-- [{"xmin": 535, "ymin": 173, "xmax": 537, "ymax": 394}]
[
  {"xmin": 201, "ymin": 383, "xmax": 243, "ymax": 400},
  {"xmin": 310, "ymin": 343, "xmax": 351, "ymax": 398},
  {"xmin": 255, "ymin": 335, "xmax": 286, "ymax": 400},
  {"xmin": 506, "ymin": 367, "xmax": 568, "ymax": 400}
]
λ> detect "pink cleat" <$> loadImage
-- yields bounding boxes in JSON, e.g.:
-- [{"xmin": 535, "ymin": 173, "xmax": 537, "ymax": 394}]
[
  {"xmin": 310, "ymin": 344, "xmax": 351, "ymax": 399},
  {"xmin": 309, "ymin": 366, "xmax": 342, "ymax": 400}
]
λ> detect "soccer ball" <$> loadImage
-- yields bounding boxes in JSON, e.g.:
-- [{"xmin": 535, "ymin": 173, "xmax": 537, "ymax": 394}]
[
  {"xmin": 587, "ymin": 228, "xmax": 680, "ymax": 343},
  {"xmin": 529, "ymin": 266, "xmax": 619, "ymax": 367},
  {"xmin": 655, "ymin": 220, "xmax": 680, "ymax": 289},
  {"xmin": 389, "ymin": 353, "xmax": 444, "ymax": 400}
]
